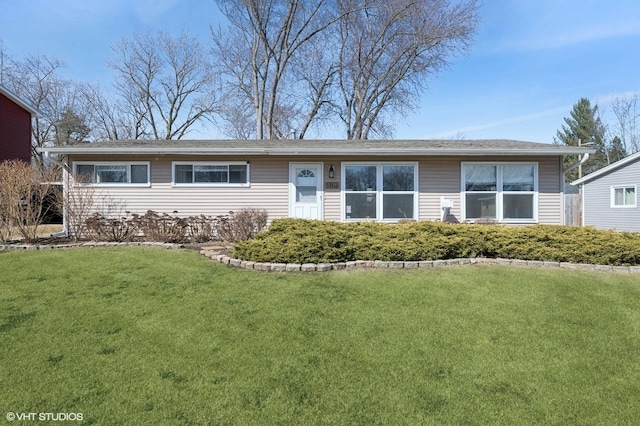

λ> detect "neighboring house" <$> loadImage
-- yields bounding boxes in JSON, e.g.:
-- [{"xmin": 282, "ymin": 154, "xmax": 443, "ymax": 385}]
[
  {"xmin": 37, "ymin": 139, "xmax": 591, "ymax": 229},
  {"xmin": 0, "ymin": 85, "xmax": 37, "ymax": 163},
  {"xmin": 571, "ymin": 151, "xmax": 640, "ymax": 232}
]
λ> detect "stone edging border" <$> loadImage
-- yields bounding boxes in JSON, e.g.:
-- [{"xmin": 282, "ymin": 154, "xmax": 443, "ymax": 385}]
[
  {"xmin": 2, "ymin": 242, "xmax": 638, "ymax": 274},
  {"xmin": 200, "ymin": 249, "xmax": 640, "ymax": 274}
]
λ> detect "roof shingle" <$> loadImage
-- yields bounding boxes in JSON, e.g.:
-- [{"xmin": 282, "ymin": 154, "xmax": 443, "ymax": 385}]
[{"xmin": 37, "ymin": 139, "xmax": 594, "ymax": 156}]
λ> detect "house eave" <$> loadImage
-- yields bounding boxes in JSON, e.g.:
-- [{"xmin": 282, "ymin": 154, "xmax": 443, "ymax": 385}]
[
  {"xmin": 0, "ymin": 85, "xmax": 40, "ymax": 117},
  {"xmin": 36, "ymin": 145, "xmax": 594, "ymax": 157},
  {"xmin": 571, "ymin": 150, "xmax": 640, "ymax": 186}
]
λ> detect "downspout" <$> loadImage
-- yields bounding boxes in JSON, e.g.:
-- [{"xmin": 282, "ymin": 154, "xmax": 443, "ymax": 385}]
[
  {"xmin": 563, "ymin": 153, "xmax": 590, "ymax": 227},
  {"xmin": 563, "ymin": 152, "xmax": 590, "ymax": 176}
]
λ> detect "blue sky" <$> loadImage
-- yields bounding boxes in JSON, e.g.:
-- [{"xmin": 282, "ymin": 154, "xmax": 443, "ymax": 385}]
[{"xmin": 1, "ymin": 0, "xmax": 639, "ymax": 143}]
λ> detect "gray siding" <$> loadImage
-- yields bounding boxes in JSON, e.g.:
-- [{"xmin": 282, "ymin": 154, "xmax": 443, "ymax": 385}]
[
  {"xmin": 70, "ymin": 155, "xmax": 290, "ymax": 221},
  {"xmin": 419, "ymin": 157, "xmax": 462, "ymax": 221},
  {"xmin": 67, "ymin": 154, "xmax": 564, "ymax": 225},
  {"xmin": 416, "ymin": 156, "xmax": 562, "ymax": 224},
  {"xmin": 538, "ymin": 156, "xmax": 563, "ymax": 225},
  {"xmin": 582, "ymin": 158, "xmax": 640, "ymax": 232}
]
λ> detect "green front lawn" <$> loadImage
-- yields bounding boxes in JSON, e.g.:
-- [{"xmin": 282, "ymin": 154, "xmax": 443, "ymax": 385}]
[{"xmin": 1, "ymin": 247, "xmax": 639, "ymax": 425}]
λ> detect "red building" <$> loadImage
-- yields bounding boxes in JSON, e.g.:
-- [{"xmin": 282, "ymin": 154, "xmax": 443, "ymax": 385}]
[{"xmin": 0, "ymin": 85, "xmax": 37, "ymax": 164}]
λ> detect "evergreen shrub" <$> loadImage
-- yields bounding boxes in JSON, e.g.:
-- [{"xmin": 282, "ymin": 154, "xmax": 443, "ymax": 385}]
[{"xmin": 232, "ymin": 219, "xmax": 640, "ymax": 266}]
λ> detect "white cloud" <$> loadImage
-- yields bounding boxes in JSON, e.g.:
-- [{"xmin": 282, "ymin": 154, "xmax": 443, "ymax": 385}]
[
  {"xmin": 426, "ymin": 90, "xmax": 640, "ymax": 140},
  {"xmin": 24, "ymin": 0, "xmax": 125, "ymax": 24},
  {"xmin": 132, "ymin": 0, "xmax": 181, "ymax": 25},
  {"xmin": 594, "ymin": 91, "xmax": 640, "ymax": 106},
  {"xmin": 493, "ymin": 21, "xmax": 640, "ymax": 53},
  {"xmin": 426, "ymin": 105, "xmax": 571, "ymax": 139}
]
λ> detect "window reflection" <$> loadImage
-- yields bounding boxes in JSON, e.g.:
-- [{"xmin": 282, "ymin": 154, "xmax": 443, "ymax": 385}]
[{"xmin": 345, "ymin": 166, "xmax": 377, "ymax": 191}]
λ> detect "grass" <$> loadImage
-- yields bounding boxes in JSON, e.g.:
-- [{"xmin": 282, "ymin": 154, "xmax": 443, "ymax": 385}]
[{"xmin": 1, "ymin": 247, "xmax": 640, "ymax": 425}]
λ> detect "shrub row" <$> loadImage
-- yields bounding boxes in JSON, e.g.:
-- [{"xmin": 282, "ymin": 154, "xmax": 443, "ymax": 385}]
[
  {"xmin": 84, "ymin": 208, "xmax": 267, "ymax": 243},
  {"xmin": 232, "ymin": 219, "xmax": 640, "ymax": 266}
]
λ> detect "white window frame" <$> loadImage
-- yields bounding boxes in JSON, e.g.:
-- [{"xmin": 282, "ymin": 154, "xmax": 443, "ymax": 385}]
[
  {"xmin": 461, "ymin": 162, "xmax": 539, "ymax": 223},
  {"xmin": 610, "ymin": 185, "xmax": 637, "ymax": 208},
  {"xmin": 171, "ymin": 161, "xmax": 250, "ymax": 187},
  {"xmin": 72, "ymin": 161, "xmax": 150, "ymax": 187},
  {"xmin": 342, "ymin": 162, "xmax": 418, "ymax": 222}
]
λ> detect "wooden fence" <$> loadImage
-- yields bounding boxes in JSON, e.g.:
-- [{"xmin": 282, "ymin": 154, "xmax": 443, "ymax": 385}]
[{"xmin": 564, "ymin": 194, "xmax": 582, "ymax": 226}]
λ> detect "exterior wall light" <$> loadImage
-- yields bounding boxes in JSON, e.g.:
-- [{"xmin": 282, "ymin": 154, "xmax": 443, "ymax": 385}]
[{"xmin": 328, "ymin": 164, "xmax": 335, "ymax": 179}]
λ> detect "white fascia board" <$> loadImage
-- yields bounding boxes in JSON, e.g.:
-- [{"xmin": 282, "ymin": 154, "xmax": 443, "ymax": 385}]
[
  {"xmin": 36, "ymin": 146, "xmax": 595, "ymax": 156},
  {"xmin": 571, "ymin": 150, "xmax": 640, "ymax": 186}
]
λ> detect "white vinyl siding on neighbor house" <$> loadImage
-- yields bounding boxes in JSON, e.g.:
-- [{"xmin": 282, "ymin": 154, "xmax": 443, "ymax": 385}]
[
  {"xmin": 73, "ymin": 161, "xmax": 150, "ymax": 186},
  {"xmin": 461, "ymin": 162, "xmax": 538, "ymax": 223},
  {"xmin": 579, "ymin": 156, "xmax": 640, "ymax": 231},
  {"xmin": 342, "ymin": 162, "xmax": 418, "ymax": 222}
]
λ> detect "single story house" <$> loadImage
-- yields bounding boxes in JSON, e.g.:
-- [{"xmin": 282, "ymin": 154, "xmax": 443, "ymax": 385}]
[
  {"xmin": 571, "ymin": 150, "xmax": 640, "ymax": 232},
  {"xmin": 0, "ymin": 85, "xmax": 38, "ymax": 164},
  {"xmin": 38, "ymin": 139, "xmax": 592, "ymax": 230}
]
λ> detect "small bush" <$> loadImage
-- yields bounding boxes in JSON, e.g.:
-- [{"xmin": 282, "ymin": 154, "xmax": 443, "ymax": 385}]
[
  {"xmin": 233, "ymin": 219, "xmax": 640, "ymax": 266},
  {"xmin": 130, "ymin": 211, "xmax": 188, "ymax": 243},
  {"xmin": 0, "ymin": 160, "xmax": 60, "ymax": 243},
  {"xmin": 187, "ymin": 215, "xmax": 217, "ymax": 243},
  {"xmin": 216, "ymin": 208, "xmax": 268, "ymax": 242},
  {"xmin": 84, "ymin": 213, "xmax": 138, "ymax": 242},
  {"xmin": 79, "ymin": 208, "xmax": 268, "ymax": 243},
  {"xmin": 0, "ymin": 213, "xmax": 11, "ymax": 243},
  {"xmin": 55, "ymin": 172, "xmax": 95, "ymax": 241}
]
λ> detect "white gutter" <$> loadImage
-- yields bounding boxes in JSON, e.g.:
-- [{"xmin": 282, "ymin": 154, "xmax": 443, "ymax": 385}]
[{"xmin": 37, "ymin": 147, "xmax": 594, "ymax": 156}]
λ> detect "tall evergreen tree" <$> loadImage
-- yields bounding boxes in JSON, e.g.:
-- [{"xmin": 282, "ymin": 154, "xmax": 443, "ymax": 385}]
[
  {"xmin": 554, "ymin": 98, "xmax": 607, "ymax": 182},
  {"xmin": 607, "ymin": 136, "xmax": 627, "ymax": 164}
]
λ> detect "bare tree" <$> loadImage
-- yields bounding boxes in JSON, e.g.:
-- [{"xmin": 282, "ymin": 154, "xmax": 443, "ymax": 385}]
[
  {"xmin": 0, "ymin": 161, "xmax": 59, "ymax": 243},
  {"xmin": 213, "ymin": 0, "xmax": 479, "ymax": 140},
  {"xmin": 213, "ymin": 0, "xmax": 343, "ymax": 140},
  {"xmin": 611, "ymin": 94, "xmax": 640, "ymax": 154},
  {"xmin": 109, "ymin": 31, "xmax": 219, "ymax": 140},
  {"xmin": 290, "ymin": 29, "xmax": 338, "ymax": 138},
  {"xmin": 334, "ymin": 0, "xmax": 479, "ymax": 139},
  {"xmin": 0, "ymin": 39, "xmax": 8, "ymax": 85},
  {"xmin": 78, "ymin": 83, "xmax": 146, "ymax": 141},
  {"xmin": 54, "ymin": 170, "xmax": 96, "ymax": 241},
  {"xmin": 3, "ymin": 53, "xmax": 91, "ymax": 165}
]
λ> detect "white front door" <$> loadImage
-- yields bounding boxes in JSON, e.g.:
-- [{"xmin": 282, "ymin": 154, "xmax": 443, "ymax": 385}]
[{"xmin": 289, "ymin": 163, "xmax": 323, "ymax": 219}]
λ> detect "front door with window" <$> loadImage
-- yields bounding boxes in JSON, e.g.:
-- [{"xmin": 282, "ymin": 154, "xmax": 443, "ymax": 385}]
[{"xmin": 289, "ymin": 163, "xmax": 323, "ymax": 219}]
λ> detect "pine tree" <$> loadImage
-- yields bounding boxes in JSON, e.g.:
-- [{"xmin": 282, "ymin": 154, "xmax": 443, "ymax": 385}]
[
  {"xmin": 554, "ymin": 98, "xmax": 607, "ymax": 182},
  {"xmin": 607, "ymin": 136, "xmax": 627, "ymax": 164}
]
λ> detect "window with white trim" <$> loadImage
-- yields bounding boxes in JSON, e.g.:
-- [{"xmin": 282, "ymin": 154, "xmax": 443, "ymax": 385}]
[
  {"xmin": 74, "ymin": 162, "xmax": 150, "ymax": 185},
  {"xmin": 343, "ymin": 163, "xmax": 417, "ymax": 221},
  {"xmin": 172, "ymin": 162, "xmax": 249, "ymax": 185},
  {"xmin": 611, "ymin": 186, "xmax": 636, "ymax": 208},
  {"xmin": 462, "ymin": 163, "xmax": 538, "ymax": 222}
]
